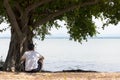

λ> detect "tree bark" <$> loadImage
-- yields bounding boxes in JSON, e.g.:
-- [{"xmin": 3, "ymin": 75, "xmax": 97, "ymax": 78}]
[
  {"xmin": 3, "ymin": 29, "xmax": 20, "ymax": 71},
  {"xmin": 3, "ymin": 26, "xmax": 33, "ymax": 71},
  {"xmin": 3, "ymin": 0, "xmax": 34, "ymax": 71}
]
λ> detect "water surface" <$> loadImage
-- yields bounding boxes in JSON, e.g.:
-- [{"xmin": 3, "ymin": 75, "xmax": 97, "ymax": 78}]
[{"xmin": 1, "ymin": 38, "xmax": 120, "ymax": 72}]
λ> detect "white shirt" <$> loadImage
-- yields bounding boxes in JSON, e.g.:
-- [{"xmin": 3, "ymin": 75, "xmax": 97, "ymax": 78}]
[{"xmin": 22, "ymin": 51, "xmax": 43, "ymax": 71}]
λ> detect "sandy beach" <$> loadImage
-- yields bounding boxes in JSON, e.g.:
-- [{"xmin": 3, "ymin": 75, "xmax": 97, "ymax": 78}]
[{"xmin": 0, "ymin": 71, "xmax": 120, "ymax": 80}]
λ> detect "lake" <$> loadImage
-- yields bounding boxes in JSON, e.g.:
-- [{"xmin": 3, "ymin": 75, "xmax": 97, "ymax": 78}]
[{"xmin": 0, "ymin": 38, "xmax": 120, "ymax": 72}]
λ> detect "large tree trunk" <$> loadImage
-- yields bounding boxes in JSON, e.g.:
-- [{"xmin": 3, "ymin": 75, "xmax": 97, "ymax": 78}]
[
  {"xmin": 3, "ymin": 0, "xmax": 36, "ymax": 72},
  {"xmin": 3, "ymin": 26, "xmax": 33, "ymax": 71}
]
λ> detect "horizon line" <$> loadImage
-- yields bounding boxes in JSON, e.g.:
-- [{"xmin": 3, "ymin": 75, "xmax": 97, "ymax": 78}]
[{"xmin": 1, "ymin": 36, "xmax": 120, "ymax": 39}]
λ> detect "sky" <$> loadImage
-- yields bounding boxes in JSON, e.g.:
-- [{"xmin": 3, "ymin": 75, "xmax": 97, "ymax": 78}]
[
  {"xmin": 93, "ymin": 17, "xmax": 120, "ymax": 37},
  {"xmin": 0, "ymin": 18, "xmax": 120, "ymax": 38},
  {"xmin": 48, "ymin": 18, "xmax": 120, "ymax": 37}
]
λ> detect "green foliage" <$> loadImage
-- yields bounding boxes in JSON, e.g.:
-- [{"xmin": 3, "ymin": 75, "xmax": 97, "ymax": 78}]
[
  {"xmin": 0, "ymin": 0, "xmax": 120, "ymax": 42},
  {"xmin": 34, "ymin": 20, "xmax": 62, "ymax": 40},
  {"xmin": 0, "ymin": 0, "xmax": 6, "ymax": 24}
]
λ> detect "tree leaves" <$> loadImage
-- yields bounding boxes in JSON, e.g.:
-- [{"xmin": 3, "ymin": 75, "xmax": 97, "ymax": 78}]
[{"xmin": 0, "ymin": 0, "xmax": 120, "ymax": 42}]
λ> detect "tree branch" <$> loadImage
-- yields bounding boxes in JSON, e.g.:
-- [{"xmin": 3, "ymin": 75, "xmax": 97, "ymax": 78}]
[
  {"xmin": 14, "ymin": 1, "xmax": 23, "ymax": 18},
  {"xmin": 20, "ymin": 0, "xmax": 54, "ymax": 30},
  {"xmin": 81, "ymin": 0, "xmax": 100, "ymax": 7},
  {"xmin": 33, "ymin": 0, "xmax": 100, "ymax": 27},
  {"xmin": 25, "ymin": 0, "xmax": 54, "ymax": 13},
  {"xmin": 3, "ymin": 0, "xmax": 22, "ymax": 38}
]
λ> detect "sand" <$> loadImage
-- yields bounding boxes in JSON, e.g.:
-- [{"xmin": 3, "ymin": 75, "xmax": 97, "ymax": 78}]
[{"xmin": 0, "ymin": 71, "xmax": 120, "ymax": 80}]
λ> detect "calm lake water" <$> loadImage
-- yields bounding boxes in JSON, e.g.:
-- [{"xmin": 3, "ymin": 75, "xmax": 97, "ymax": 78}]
[{"xmin": 0, "ymin": 38, "xmax": 120, "ymax": 72}]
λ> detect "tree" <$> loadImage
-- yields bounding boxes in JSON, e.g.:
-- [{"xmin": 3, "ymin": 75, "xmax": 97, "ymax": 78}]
[{"xmin": 0, "ymin": 0, "xmax": 120, "ymax": 71}]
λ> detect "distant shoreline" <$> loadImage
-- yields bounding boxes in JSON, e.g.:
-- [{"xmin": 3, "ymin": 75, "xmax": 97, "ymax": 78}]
[{"xmin": 1, "ymin": 37, "xmax": 120, "ymax": 39}]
